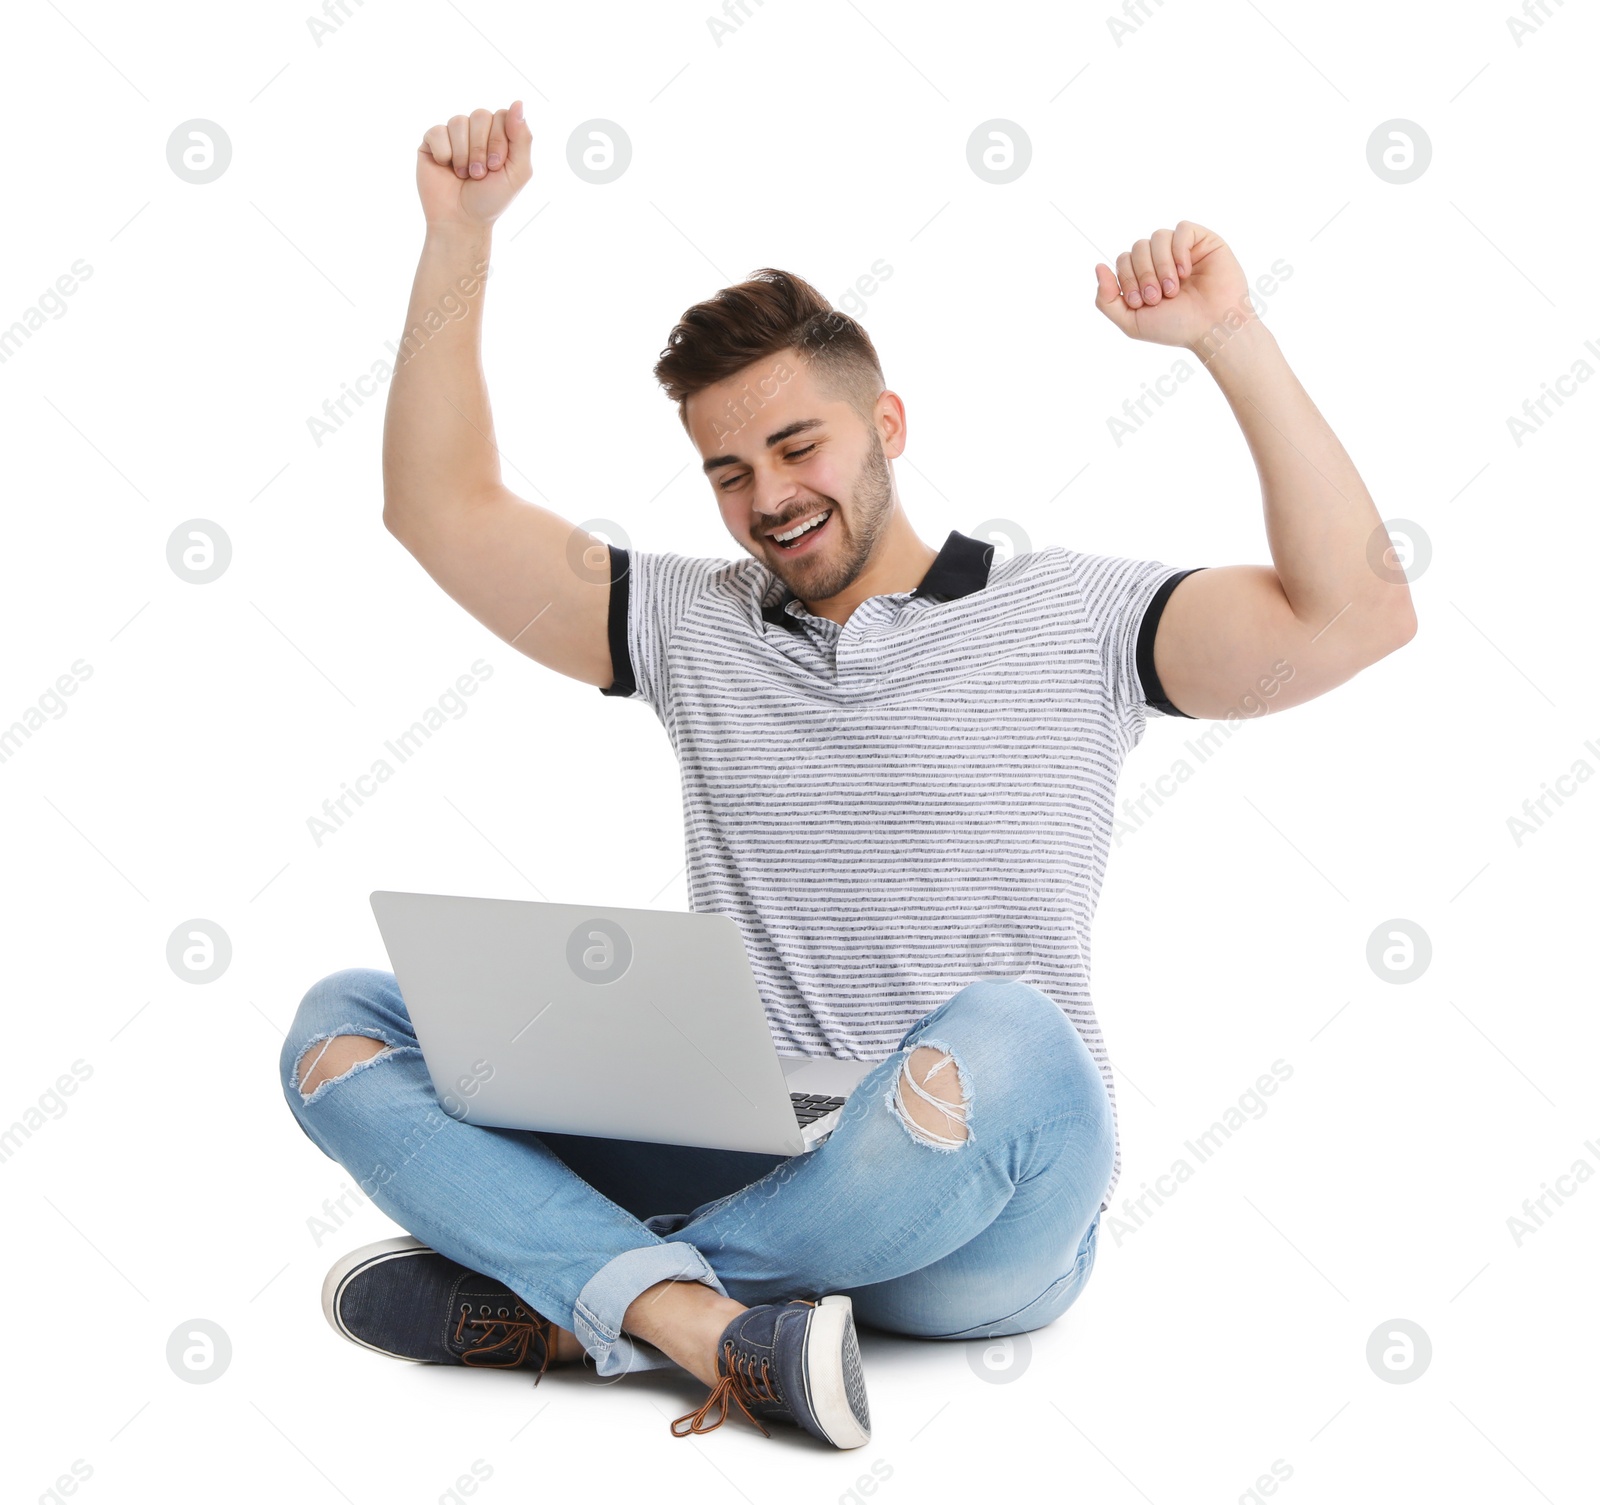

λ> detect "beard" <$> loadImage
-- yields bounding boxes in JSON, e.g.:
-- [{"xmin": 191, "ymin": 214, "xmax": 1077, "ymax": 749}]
[{"xmin": 763, "ymin": 429, "xmax": 894, "ymax": 603}]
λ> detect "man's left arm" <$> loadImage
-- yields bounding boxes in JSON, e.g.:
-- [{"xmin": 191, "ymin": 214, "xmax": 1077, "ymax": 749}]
[{"xmin": 1094, "ymin": 221, "xmax": 1417, "ymax": 719}]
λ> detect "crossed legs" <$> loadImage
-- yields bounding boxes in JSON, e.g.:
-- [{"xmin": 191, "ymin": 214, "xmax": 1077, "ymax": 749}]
[{"xmin": 281, "ymin": 969, "xmax": 1111, "ymax": 1383}]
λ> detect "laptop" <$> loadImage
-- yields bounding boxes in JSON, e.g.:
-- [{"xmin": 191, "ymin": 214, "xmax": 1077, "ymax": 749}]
[{"xmin": 369, "ymin": 891, "xmax": 883, "ymax": 1156}]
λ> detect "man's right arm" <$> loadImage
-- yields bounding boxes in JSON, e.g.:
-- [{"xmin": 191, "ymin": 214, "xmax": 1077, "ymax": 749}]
[{"xmin": 382, "ymin": 100, "xmax": 615, "ymax": 690}]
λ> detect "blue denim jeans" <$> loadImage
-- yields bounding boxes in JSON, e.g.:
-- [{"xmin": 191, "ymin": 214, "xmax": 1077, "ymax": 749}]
[{"xmin": 280, "ymin": 969, "xmax": 1114, "ymax": 1377}]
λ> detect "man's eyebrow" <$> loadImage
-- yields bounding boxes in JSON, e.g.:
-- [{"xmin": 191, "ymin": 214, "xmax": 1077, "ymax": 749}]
[{"xmin": 701, "ymin": 418, "xmax": 824, "ymax": 475}]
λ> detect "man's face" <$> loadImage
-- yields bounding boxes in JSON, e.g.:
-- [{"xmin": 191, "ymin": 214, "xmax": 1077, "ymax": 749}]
[{"xmin": 686, "ymin": 351, "xmax": 898, "ymax": 603}]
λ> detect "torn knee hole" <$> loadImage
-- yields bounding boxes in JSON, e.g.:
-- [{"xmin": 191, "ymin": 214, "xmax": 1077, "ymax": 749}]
[
  {"xmin": 296, "ymin": 1035, "xmax": 390, "ymax": 1099},
  {"xmin": 890, "ymin": 1044, "xmax": 970, "ymax": 1149}
]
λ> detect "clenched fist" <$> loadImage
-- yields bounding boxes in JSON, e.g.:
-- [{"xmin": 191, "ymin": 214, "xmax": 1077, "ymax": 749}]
[
  {"xmin": 416, "ymin": 100, "xmax": 532, "ymax": 228},
  {"xmin": 1093, "ymin": 222, "xmax": 1253, "ymax": 350}
]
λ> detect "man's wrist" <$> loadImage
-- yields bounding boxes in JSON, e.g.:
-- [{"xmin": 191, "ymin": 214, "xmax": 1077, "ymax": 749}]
[
  {"xmin": 423, "ymin": 219, "xmax": 494, "ymax": 254},
  {"xmin": 1188, "ymin": 313, "xmax": 1279, "ymax": 386}
]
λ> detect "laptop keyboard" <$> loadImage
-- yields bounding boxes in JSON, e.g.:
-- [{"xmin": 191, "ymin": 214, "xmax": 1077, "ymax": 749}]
[{"xmin": 791, "ymin": 1092, "xmax": 847, "ymax": 1127}]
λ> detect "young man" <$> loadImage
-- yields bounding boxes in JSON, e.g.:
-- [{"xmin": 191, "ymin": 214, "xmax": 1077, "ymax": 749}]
[{"xmin": 279, "ymin": 99, "xmax": 1416, "ymax": 1449}]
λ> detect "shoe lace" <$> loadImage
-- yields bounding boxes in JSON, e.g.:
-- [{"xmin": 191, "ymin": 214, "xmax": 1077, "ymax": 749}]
[
  {"xmin": 454, "ymin": 1302, "xmax": 555, "ymax": 1382},
  {"xmin": 671, "ymin": 1340, "xmax": 783, "ymax": 1438}
]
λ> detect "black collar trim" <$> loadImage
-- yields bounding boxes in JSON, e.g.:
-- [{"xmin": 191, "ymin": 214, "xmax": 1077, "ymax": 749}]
[{"xmin": 911, "ymin": 529, "xmax": 994, "ymax": 603}]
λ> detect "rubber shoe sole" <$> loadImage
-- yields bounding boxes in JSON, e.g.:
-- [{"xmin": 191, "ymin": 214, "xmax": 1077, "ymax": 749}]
[{"xmin": 802, "ymin": 1296, "xmax": 871, "ymax": 1449}]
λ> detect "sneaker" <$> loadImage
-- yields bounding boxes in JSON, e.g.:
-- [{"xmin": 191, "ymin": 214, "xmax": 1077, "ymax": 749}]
[
  {"xmin": 671, "ymin": 1295, "xmax": 870, "ymax": 1449},
  {"xmin": 322, "ymin": 1236, "xmax": 557, "ymax": 1379}
]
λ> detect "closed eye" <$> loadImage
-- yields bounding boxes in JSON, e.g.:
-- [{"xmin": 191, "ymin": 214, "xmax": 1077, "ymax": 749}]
[{"xmin": 716, "ymin": 444, "xmax": 819, "ymax": 490}]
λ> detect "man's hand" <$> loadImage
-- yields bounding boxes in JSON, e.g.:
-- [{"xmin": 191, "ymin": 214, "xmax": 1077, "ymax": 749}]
[
  {"xmin": 1093, "ymin": 222, "xmax": 1252, "ymax": 350},
  {"xmin": 416, "ymin": 101, "xmax": 533, "ymax": 228}
]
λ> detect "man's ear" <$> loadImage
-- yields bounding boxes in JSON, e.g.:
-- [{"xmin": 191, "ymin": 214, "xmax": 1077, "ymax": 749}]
[{"xmin": 874, "ymin": 390, "xmax": 908, "ymax": 459}]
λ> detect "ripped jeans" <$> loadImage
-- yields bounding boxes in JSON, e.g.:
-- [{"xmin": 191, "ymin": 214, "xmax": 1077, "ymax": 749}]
[{"xmin": 279, "ymin": 970, "xmax": 1114, "ymax": 1377}]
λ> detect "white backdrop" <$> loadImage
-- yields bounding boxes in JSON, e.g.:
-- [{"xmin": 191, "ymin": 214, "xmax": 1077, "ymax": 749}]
[{"xmin": 3, "ymin": 1, "xmax": 1596, "ymax": 1501}]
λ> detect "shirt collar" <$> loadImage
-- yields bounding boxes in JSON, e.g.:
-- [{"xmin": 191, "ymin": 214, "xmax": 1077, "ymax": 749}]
[{"xmin": 760, "ymin": 529, "xmax": 994, "ymax": 630}]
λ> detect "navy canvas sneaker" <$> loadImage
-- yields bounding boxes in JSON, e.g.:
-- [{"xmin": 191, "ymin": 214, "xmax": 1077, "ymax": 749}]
[
  {"xmin": 671, "ymin": 1295, "xmax": 871, "ymax": 1449},
  {"xmin": 322, "ymin": 1236, "xmax": 557, "ymax": 1379}
]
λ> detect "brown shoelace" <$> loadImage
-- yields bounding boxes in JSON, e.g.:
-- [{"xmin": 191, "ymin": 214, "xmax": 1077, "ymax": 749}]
[
  {"xmin": 454, "ymin": 1301, "xmax": 555, "ymax": 1382},
  {"xmin": 671, "ymin": 1339, "xmax": 782, "ymax": 1438}
]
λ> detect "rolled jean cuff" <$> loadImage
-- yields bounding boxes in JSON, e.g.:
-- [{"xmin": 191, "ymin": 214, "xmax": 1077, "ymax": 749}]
[{"xmin": 572, "ymin": 1241, "xmax": 728, "ymax": 1377}]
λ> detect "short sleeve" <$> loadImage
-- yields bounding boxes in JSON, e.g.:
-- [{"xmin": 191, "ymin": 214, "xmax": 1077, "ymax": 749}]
[
  {"xmin": 1062, "ymin": 551, "xmax": 1205, "ymax": 720},
  {"xmin": 597, "ymin": 546, "xmax": 730, "ymax": 711}
]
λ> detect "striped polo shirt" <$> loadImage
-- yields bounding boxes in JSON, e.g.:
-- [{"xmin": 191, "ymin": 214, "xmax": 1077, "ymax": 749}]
[{"xmin": 600, "ymin": 530, "xmax": 1199, "ymax": 1212}]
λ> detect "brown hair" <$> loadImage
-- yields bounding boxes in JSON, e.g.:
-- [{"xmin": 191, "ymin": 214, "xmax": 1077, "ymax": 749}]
[{"xmin": 653, "ymin": 268, "xmax": 886, "ymax": 433}]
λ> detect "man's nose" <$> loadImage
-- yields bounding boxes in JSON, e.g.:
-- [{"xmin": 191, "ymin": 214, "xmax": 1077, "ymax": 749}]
[{"xmin": 750, "ymin": 471, "xmax": 800, "ymax": 520}]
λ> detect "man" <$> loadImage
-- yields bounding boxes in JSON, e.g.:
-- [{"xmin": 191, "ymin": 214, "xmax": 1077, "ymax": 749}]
[{"xmin": 279, "ymin": 99, "xmax": 1416, "ymax": 1450}]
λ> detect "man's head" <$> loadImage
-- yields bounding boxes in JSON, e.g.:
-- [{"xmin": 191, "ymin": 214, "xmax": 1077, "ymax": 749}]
[{"xmin": 654, "ymin": 269, "xmax": 906, "ymax": 604}]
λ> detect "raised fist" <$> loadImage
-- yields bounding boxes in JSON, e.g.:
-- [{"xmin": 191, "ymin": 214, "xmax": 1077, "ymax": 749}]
[
  {"xmin": 1093, "ymin": 221, "xmax": 1253, "ymax": 350},
  {"xmin": 416, "ymin": 100, "xmax": 532, "ymax": 228}
]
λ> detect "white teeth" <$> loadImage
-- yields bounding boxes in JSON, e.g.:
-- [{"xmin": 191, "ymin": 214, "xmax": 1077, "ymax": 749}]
[{"xmin": 773, "ymin": 510, "xmax": 829, "ymax": 544}]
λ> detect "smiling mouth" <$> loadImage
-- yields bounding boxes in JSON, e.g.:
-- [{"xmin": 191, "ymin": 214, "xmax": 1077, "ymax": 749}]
[{"xmin": 767, "ymin": 508, "xmax": 833, "ymax": 550}]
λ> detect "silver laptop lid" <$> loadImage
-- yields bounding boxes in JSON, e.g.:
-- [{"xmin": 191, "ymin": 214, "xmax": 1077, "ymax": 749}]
[{"xmin": 369, "ymin": 891, "xmax": 807, "ymax": 1155}]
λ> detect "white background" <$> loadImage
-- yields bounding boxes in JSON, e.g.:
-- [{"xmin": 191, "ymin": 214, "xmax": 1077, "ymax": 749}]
[{"xmin": 3, "ymin": 1, "xmax": 1596, "ymax": 1501}]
